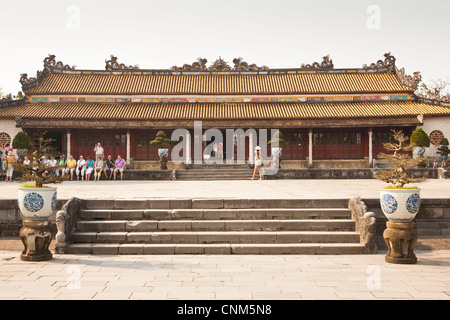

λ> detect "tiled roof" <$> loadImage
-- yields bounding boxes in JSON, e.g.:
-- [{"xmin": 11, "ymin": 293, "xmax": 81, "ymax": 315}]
[
  {"xmin": 1, "ymin": 101, "xmax": 449, "ymax": 120},
  {"xmin": 25, "ymin": 72, "xmax": 413, "ymax": 96}
]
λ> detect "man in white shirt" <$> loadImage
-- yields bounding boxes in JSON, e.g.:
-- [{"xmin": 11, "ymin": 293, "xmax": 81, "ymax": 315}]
[
  {"xmin": 94, "ymin": 142, "xmax": 104, "ymax": 161},
  {"xmin": 76, "ymin": 155, "xmax": 87, "ymax": 181}
]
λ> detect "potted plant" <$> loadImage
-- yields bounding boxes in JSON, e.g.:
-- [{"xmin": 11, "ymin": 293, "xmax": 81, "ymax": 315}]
[
  {"xmin": 374, "ymin": 129, "xmax": 427, "ymax": 222},
  {"xmin": 12, "ymin": 131, "xmax": 31, "ymax": 159},
  {"xmin": 374, "ymin": 130, "xmax": 427, "ymax": 264},
  {"xmin": 15, "ymin": 131, "xmax": 66, "ymax": 261},
  {"xmin": 268, "ymin": 130, "xmax": 289, "ymax": 168},
  {"xmin": 410, "ymin": 128, "xmax": 430, "ymax": 159},
  {"xmin": 150, "ymin": 131, "xmax": 171, "ymax": 170},
  {"xmin": 437, "ymin": 137, "xmax": 449, "ymax": 167}
]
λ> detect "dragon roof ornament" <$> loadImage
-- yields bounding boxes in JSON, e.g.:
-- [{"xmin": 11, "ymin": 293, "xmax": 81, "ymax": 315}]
[
  {"xmin": 43, "ymin": 54, "xmax": 76, "ymax": 71},
  {"xmin": 105, "ymin": 55, "xmax": 139, "ymax": 71},
  {"xmin": 363, "ymin": 52, "xmax": 396, "ymax": 70},
  {"xmin": 301, "ymin": 55, "xmax": 334, "ymax": 70}
]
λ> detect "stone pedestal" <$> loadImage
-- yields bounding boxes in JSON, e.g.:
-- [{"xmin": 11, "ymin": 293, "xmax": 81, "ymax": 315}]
[
  {"xmin": 19, "ymin": 219, "xmax": 52, "ymax": 261},
  {"xmin": 383, "ymin": 221, "xmax": 417, "ymax": 264}
]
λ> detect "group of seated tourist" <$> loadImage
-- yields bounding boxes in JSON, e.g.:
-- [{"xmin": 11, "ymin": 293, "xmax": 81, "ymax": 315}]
[{"xmin": 60, "ymin": 154, "xmax": 127, "ymax": 181}]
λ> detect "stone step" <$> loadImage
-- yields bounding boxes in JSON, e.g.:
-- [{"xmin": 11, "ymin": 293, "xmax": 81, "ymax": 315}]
[
  {"xmin": 71, "ymin": 230, "xmax": 361, "ymax": 244},
  {"xmin": 75, "ymin": 219, "xmax": 355, "ymax": 232},
  {"xmin": 66, "ymin": 243, "xmax": 367, "ymax": 255},
  {"xmin": 79, "ymin": 208, "xmax": 352, "ymax": 220},
  {"xmin": 83, "ymin": 198, "xmax": 350, "ymax": 210}
]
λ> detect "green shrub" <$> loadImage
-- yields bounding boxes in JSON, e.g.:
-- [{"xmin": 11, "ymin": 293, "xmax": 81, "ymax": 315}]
[
  {"xmin": 150, "ymin": 131, "xmax": 171, "ymax": 148},
  {"xmin": 12, "ymin": 132, "xmax": 31, "ymax": 149},
  {"xmin": 410, "ymin": 128, "xmax": 430, "ymax": 147},
  {"xmin": 268, "ymin": 130, "xmax": 289, "ymax": 147}
]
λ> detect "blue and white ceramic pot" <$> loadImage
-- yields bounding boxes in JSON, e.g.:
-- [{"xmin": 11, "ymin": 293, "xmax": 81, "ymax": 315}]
[
  {"xmin": 158, "ymin": 148, "xmax": 169, "ymax": 158},
  {"xmin": 271, "ymin": 147, "xmax": 282, "ymax": 157},
  {"xmin": 412, "ymin": 147, "xmax": 425, "ymax": 159},
  {"xmin": 380, "ymin": 188, "xmax": 421, "ymax": 222},
  {"xmin": 18, "ymin": 187, "xmax": 57, "ymax": 220}
]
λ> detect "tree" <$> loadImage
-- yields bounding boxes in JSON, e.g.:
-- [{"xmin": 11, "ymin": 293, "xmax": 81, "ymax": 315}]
[
  {"xmin": 150, "ymin": 131, "xmax": 171, "ymax": 148},
  {"xmin": 268, "ymin": 130, "xmax": 289, "ymax": 147},
  {"xmin": 416, "ymin": 78, "xmax": 450, "ymax": 100},
  {"xmin": 15, "ymin": 131, "xmax": 67, "ymax": 188},
  {"xmin": 373, "ymin": 130, "xmax": 427, "ymax": 188},
  {"xmin": 12, "ymin": 132, "xmax": 32, "ymax": 150},
  {"xmin": 410, "ymin": 128, "xmax": 430, "ymax": 148}
]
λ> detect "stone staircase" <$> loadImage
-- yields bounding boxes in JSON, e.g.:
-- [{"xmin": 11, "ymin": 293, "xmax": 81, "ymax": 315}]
[
  {"xmin": 175, "ymin": 164, "xmax": 254, "ymax": 180},
  {"xmin": 66, "ymin": 199, "xmax": 366, "ymax": 255}
]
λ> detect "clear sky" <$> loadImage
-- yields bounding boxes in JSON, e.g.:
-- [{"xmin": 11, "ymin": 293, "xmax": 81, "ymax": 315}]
[{"xmin": 0, "ymin": 0, "xmax": 449, "ymax": 95}]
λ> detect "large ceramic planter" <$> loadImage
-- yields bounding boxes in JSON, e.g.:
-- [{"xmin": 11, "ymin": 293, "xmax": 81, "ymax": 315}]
[
  {"xmin": 380, "ymin": 188, "xmax": 421, "ymax": 222},
  {"xmin": 158, "ymin": 148, "xmax": 169, "ymax": 170},
  {"xmin": 158, "ymin": 148, "xmax": 169, "ymax": 158},
  {"xmin": 18, "ymin": 187, "xmax": 57, "ymax": 220},
  {"xmin": 18, "ymin": 186, "xmax": 56, "ymax": 261},
  {"xmin": 412, "ymin": 147, "xmax": 425, "ymax": 159},
  {"xmin": 271, "ymin": 147, "xmax": 282, "ymax": 157}
]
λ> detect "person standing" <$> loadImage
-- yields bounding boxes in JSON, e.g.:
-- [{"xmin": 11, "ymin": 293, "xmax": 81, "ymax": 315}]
[
  {"xmin": 0, "ymin": 151, "xmax": 4, "ymax": 181},
  {"xmin": 103, "ymin": 155, "xmax": 115, "ymax": 180},
  {"xmin": 114, "ymin": 155, "xmax": 126, "ymax": 180},
  {"xmin": 76, "ymin": 156, "xmax": 87, "ymax": 181},
  {"xmin": 6, "ymin": 151, "xmax": 18, "ymax": 182},
  {"xmin": 251, "ymin": 147, "xmax": 264, "ymax": 181},
  {"xmin": 66, "ymin": 155, "xmax": 77, "ymax": 181},
  {"xmin": 94, "ymin": 142, "xmax": 104, "ymax": 162},
  {"xmin": 94, "ymin": 156, "xmax": 103, "ymax": 181}
]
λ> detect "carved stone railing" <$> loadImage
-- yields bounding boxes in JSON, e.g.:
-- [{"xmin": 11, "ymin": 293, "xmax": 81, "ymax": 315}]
[
  {"xmin": 348, "ymin": 197, "xmax": 377, "ymax": 254},
  {"xmin": 55, "ymin": 197, "xmax": 82, "ymax": 254}
]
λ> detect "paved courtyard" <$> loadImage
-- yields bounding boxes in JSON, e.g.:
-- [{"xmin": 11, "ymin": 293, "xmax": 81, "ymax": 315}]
[
  {"xmin": 1, "ymin": 179, "xmax": 449, "ymax": 300},
  {"xmin": 1, "ymin": 178, "xmax": 450, "ymax": 200},
  {"xmin": 0, "ymin": 250, "xmax": 449, "ymax": 300}
]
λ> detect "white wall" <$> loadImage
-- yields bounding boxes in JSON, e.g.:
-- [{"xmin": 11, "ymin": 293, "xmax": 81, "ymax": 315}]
[
  {"xmin": 0, "ymin": 119, "xmax": 22, "ymax": 154},
  {"xmin": 420, "ymin": 116, "xmax": 450, "ymax": 158}
]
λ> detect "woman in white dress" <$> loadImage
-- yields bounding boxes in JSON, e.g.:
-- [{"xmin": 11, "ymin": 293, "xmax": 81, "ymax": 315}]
[{"xmin": 251, "ymin": 147, "xmax": 264, "ymax": 180}]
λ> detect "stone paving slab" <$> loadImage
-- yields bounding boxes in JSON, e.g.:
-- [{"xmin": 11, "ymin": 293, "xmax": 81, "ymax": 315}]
[
  {"xmin": 1, "ymin": 179, "xmax": 450, "ymax": 200},
  {"xmin": 0, "ymin": 250, "xmax": 449, "ymax": 300}
]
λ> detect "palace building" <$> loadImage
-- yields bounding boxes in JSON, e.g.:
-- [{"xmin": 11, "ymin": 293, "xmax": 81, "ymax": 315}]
[{"xmin": 0, "ymin": 53, "xmax": 449, "ymax": 169}]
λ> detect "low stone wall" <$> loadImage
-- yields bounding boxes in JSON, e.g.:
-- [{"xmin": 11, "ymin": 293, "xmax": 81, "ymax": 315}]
[
  {"xmin": 266, "ymin": 168, "xmax": 439, "ymax": 180},
  {"xmin": 0, "ymin": 199, "xmax": 65, "ymax": 237},
  {"xmin": 362, "ymin": 198, "xmax": 450, "ymax": 250}
]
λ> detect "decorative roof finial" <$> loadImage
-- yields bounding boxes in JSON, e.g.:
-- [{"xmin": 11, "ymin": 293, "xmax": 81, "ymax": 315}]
[{"xmin": 105, "ymin": 55, "xmax": 139, "ymax": 71}]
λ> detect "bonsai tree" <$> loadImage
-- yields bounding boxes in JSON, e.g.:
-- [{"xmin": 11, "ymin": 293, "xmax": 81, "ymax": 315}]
[
  {"xmin": 268, "ymin": 130, "xmax": 289, "ymax": 168},
  {"xmin": 268, "ymin": 130, "xmax": 289, "ymax": 148},
  {"xmin": 12, "ymin": 132, "xmax": 32, "ymax": 159},
  {"xmin": 150, "ymin": 131, "xmax": 171, "ymax": 169},
  {"xmin": 15, "ymin": 131, "xmax": 67, "ymax": 188},
  {"xmin": 373, "ymin": 129, "xmax": 427, "ymax": 188},
  {"xmin": 437, "ymin": 137, "xmax": 450, "ymax": 167}
]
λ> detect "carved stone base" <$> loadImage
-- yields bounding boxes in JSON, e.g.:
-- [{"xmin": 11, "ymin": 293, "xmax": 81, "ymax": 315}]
[
  {"xmin": 160, "ymin": 157, "xmax": 168, "ymax": 170},
  {"xmin": 19, "ymin": 219, "xmax": 52, "ymax": 261},
  {"xmin": 383, "ymin": 221, "xmax": 417, "ymax": 264}
]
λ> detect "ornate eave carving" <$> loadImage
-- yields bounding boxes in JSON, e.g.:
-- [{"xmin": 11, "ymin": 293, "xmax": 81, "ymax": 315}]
[
  {"xmin": 105, "ymin": 55, "xmax": 139, "ymax": 71},
  {"xmin": 232, "ymin": 58, "xmax": 269, "ymax": 71},
  {"xmin": 43, "ymin": 54, "xmax": 75, "ymax": 71},
  {"xmin": 363, "ymin": 52, "xmax": 396, "ymax": 70},
  {"xmin": 171, "ymin": 58, "xmax": 208, "ymax": 72},
  {"xmin": 396, "ymin": 68, "xmax": 422, "ymax": 90},
  {"xmin": 19, "ymin": 73, "xmax": 36, "ymax": 86},
  {"xmin": 208, "ymin": 57, "xmax": 232, "ymax": 72},
  {"xmin": 301, "ymin": 55, "xmax": 334, "ymax": 70},
  {"xmin": 171, "ymin": 57, "xmax": 269, "ymax": 72}
]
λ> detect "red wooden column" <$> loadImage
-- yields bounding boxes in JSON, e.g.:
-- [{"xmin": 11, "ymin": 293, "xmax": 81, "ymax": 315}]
[{"xmin": 308, "ymin": 129, "xmax": 313, "ymax": 168}]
